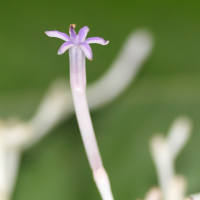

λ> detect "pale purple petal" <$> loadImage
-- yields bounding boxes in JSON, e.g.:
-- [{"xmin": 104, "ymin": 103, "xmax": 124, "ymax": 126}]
[
  {"xmin": 85, "ymin": 37, "xmax": 109, "ymax": 45},
  {"xmin": 78, "ymin": 26, "xmax": 90, "ymax": 43},
  {"xmin": 79, "ymin": 42, "xmax": 93, "ymax": 60},
  {"xmin": 69, "ymin": 25, "xmax": 77, "ymax": 42},
  {"xmin": 58, "ymin": 41, "xmax": 75, "ymax": 55},
  {"xmin": 45, "ymin": 31, "xmax": 71, "ymax": 41}
]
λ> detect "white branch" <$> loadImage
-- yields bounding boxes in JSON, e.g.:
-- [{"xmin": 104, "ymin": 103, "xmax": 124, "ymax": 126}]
[
  {"xmin": 144, "ymin": 187, "xmax": 161, "ymax": 200},
  {"xmin": 87, "ymin": 29, "xmax": 154, "ymax": 110},
  {"xmin": 167, "ymin": 116, "xmax": 192, "ymax": 160},
  {"xmin": 166, "ymin": 175, "xmax": 186, "ymax": 200},
  {"xmin": 0, "ymin": 145, "xmax": 9, "ymax": 200},
  {"xmin": 150, "ymin": 134, "xmax": 175, "ymax": 197},
  {"xmin": 190, "ymin": 193, "xmax": 200, "ymax": 200},
  {"xmin": 150, "ymin": 116, "xmax": 192, "ymax": 200},
  {"xmin": 6, "ymin": 149, "xmax": 21, "ymax": 196},
  {"xmin": 93, "ymin": 167, "xmax": 114, "ymax": 200},
  {"xmin": 26, "ymin": 79, "xmax": 73, "ymax": 148}
]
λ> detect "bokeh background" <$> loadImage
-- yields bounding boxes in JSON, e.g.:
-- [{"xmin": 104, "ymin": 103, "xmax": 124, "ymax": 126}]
[{"xmin": 1, "ymin": 1, "xmax": 200, "ymax": 199}]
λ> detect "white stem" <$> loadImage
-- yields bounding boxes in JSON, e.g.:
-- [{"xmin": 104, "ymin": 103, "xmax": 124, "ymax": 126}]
[
  {"xmin": 26, "ymin": 80, "xmax": 73, "ymax": 149},
  {"xmin": 72, "ymin": 90, "xmax": 102, "ymax": 169},
  {"xmin": 0, "ymin": 146, "xmax": 9, "ymax": 200},
  {"xmin": 150, "ymin": 117, "xmax": 192, "ymax": 200},
  {"xmin": 6, "ymin": 149, "xmax": 21, "ymax": 196},
  {"xmin": 167, "ymin": 116, "xmax": 192, "ymax": 160},
  {"xmin": 144, "ymin": 187, "xmax": 161, "ymax": 200},
  {"xmin": 69, "ymin": 46, "xmax": 114, "ymax": 200},
  {"xmin": 93, "ymin": 167, "xmax": 114, "ymax": 200},
  {"xmin": 87, "ymin": 29, "xmax": 153, "ymax": 110},
  {"xmin": 166, "ymin": 175, "xmax": 186, "ymax": 200},
  {"xmin": 190, "ymin": 193, "xmax": 200, "ymax": 200},
  {"xmin": 150, "ymin": 134, "xmax": 175, "ymax": 198}
]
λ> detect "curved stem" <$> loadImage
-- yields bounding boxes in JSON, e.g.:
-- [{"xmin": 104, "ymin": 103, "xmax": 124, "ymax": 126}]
[
  {"xmin": 69, "ymin": 46, "xmax": 114, "ymax": 200},
  {"xmin": 0, "ymin": 146, "xmax": 9, "ymax": 200}
]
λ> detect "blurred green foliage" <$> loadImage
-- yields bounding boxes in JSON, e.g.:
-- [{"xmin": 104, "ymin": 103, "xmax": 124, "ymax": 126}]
[{"xmin": 0, "ymin": 0, "xmax": 200, "ymax": 199}]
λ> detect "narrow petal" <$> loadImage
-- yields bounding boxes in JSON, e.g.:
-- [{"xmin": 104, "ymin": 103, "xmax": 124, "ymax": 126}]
[
  {"xmin": 58, "ymin": 41, "xmax": 75, "ymax": 55},
  {"xmin": 45, "ymin": 31, "xmax": 71, "ymax": 41},
  {"xmin": 79, "ymin": 42, "xmax": 93, "ymax": 60},
  {"xmin": 69, "ymin": 24, "xmax": 77, "ymax": 42},
  {"xmin": 85, "ymin": 37, "xmax": 109, "ymax": 45},
  {"xmin": 78, "ymin": 26, "xmax": 90, "ymax": 43}
]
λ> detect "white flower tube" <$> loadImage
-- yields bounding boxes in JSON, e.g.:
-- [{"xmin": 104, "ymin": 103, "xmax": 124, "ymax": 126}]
[
  {"xmin": 69, "ymin": 46, "xmax": 113, "ymax": 200},
  {"xmin": 0, "ymin": 145, "xmax": 8, "ymax": 200},
  {"xmin": 150, "ymin": 116, "xmax": 192, "ymax": 200},
  {"xmin": 190, "ymin": 193, "xmax": 200, "ymax": 200},
  {"xmin": 150, "ymin": 134, "xmax": 175, "ymax": 197}
]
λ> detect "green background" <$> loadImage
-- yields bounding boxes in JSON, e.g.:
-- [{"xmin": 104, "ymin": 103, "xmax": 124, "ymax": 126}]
[{"xmin": 1, "ymin": 0, "xmax": 200, "ymax": 199}]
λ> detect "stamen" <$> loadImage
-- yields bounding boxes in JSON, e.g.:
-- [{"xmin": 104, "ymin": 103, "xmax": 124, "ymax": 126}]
[{"xmin": 69, "ymin": 24, "xmax": 76, "ymax": 31}]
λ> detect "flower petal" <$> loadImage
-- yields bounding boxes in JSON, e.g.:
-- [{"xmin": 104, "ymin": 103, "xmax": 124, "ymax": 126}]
[
  {"xmin": 78, "ymin": 26, "xmax": 90, "ymax": 43},
  {"xmin": 85, "ymin": 37, "xmax": 109, "ymax": 45},
  {"xmin": 79, "ymin": 42, "xmax": 93, "ymax": 60},
  {"xmin": 58, "ymin": 41, "xmax": 75, "ymax": 55},
  {"xmin": 69, "ymin": 24, "xmax": 77, "ymax": 42},
  {"xmin": 45, "ymin": 31, "xmax": 71, "ymax": 41}
]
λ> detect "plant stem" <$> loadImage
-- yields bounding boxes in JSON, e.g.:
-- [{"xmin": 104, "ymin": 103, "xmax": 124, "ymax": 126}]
[
  {"xmin": 69, "ymin": 46, "xmax": 114, "ymax": 200},
  {"xmin": 0, "ymin": 146, "xmax": 9, "ymax": 200}
]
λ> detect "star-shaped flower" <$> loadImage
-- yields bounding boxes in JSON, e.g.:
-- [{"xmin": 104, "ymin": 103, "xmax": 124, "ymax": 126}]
[{"xmin": 45, "ymin": 24, "xmax": 109, "ymax": 60}]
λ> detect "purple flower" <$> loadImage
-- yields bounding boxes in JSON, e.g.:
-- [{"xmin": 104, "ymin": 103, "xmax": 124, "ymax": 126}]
[{"xmin": 45, "ymin": 24, "xmax": 109, "ymax": 60}]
